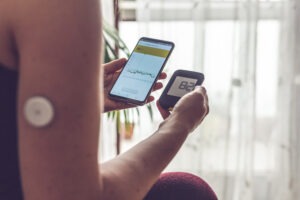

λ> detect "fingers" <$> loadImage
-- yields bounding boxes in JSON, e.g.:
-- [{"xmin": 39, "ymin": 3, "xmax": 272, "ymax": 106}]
[
  {"xmin": 156, "ymin": 101, "xmax": 170, "ymax": 119},
  {"xmin": 152, "ymin": 82, "xmax": 163, "ymax": 91},
  {"xmin": 151, "ymin": 73, "xmax": 166, "ymax": 92},
  {"xmin": 146, "ymin": 96, "xmax": 155, "ymax": 103},
  {"xmin": 194, "ymin": 85, "xmax": 206, "ymax": 95},
  {"xmin": 194, "ymin": 86, "xmax": 209, "ymax": 115},
  {"xmin": 104, "ymin": 58, "xmax": 127, "ymax": 74},
  {"xmin": 158, "ymin": 72, "xmax": 167, "ymax": 80}
]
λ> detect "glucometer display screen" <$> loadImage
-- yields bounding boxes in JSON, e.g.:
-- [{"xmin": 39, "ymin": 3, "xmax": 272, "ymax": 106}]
[
  {"xmin": 167, "ymin": 76, "xmax": 198, "ymax": 97},
  {"xmin": 110, "ymin": 40, "xmax": 173, "ymax": 102}
]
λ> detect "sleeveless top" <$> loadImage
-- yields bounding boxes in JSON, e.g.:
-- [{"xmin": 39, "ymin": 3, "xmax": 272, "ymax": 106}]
[{"xmin": 0, "ymin": 63, "xmax": 23, "ymax": 199}]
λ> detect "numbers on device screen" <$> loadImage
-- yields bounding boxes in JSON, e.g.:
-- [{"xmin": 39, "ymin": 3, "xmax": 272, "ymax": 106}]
[{"xmin": 178, "ymin": 81, "xmax": 196, "ymax": 92}]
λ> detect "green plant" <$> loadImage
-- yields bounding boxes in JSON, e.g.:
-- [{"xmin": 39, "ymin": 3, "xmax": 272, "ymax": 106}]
[{"xmin": 103, "ymin": 21, "xmax": 154, "ymax": 140}]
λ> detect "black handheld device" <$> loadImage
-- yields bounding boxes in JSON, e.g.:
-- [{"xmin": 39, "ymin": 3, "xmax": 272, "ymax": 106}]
[
  {"xmin": 158, "ymin": 70, "xmax": 205, "ymax": 110},
  {"xmin": 109, "ymin": 37, "xmax": 175, "ymax": 105}
]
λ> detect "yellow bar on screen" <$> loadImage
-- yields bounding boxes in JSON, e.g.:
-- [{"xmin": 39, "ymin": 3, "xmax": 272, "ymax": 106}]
[{"xmin": 134, "ymin": 45, "xmax": 169, "ymax": 58}]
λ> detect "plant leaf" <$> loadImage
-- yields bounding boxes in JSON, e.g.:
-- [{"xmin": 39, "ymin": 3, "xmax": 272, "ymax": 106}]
[{"xmin": 147, "ymin": 104, "xmax": 154, "ymax": 122}]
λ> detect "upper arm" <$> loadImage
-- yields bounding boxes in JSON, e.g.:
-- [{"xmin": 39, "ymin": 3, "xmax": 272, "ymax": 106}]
[{"xmin": 13, "ymin": 0, "xmax": 103, "ymax": 199}]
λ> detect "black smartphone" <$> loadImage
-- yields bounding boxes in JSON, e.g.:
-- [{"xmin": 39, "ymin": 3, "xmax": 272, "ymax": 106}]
[{"xmin": 109, "ymin": 37, "xmax": 175, "ymax": 105}]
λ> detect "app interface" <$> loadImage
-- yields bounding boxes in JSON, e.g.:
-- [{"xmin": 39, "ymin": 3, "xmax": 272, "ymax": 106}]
[
  {"xmin": 110, "ymin": 40, "xmax": 173, "ymax": 101},
  {"xmin": 167, "ymin": 76, "xmax": 198, "ymax": 97}
]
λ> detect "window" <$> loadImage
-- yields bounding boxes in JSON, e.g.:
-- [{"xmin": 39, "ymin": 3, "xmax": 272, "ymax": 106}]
[{"xmin": 114, "ymin": 1, "xmax": 292, "ymax": 198}]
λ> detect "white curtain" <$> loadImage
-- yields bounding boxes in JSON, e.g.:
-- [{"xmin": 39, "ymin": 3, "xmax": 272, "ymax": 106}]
[{"xmin": 113, "ymin": 0, "xmax": 300, "ymax": 199}]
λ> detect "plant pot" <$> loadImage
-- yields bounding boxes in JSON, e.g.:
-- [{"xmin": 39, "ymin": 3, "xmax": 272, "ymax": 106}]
[{"xmin": 120, "ymin": 122, "xmax": 135, "ymax": 140}]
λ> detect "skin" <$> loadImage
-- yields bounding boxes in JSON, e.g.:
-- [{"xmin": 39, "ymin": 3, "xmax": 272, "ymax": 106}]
[
  {"xmin": 103, "ymin": 58, "xmax": 167, "ymax": 112},
  {"xmin": 0, "ymin": 0, "xmax": 209, "ymax": 200}
]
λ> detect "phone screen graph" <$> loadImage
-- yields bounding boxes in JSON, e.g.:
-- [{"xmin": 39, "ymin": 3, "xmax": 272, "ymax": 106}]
[{"xmin": 126, "ymin": 69, "xmax": 156, "ymax": 79}]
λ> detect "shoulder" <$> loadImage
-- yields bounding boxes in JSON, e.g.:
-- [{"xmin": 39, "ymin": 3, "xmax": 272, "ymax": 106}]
[
  {"xmin": 12, "ymin": 0, "xmax": 103, "ymax": 104},
  {"xmin": 0, "ymin": 1, "xmax": 18, "ymax": 69},
  {"xmin": 1, "ymin": 0, "xmax": 102, "ymax": 70},
  {"xmin": 10, "ymin": 0, "xmax": 102, "ymax": 51}
]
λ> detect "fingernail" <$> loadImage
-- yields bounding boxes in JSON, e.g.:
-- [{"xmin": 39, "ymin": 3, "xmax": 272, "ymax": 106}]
[{"xmin": 195, "ymin": 86, "xmax": 202, "ymax": 90}]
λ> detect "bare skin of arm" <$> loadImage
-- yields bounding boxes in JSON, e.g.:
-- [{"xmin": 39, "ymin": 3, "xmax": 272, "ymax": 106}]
[
  {"xmin": 101, "ymin": 59, "xmax": 209, "ymax": 199},
  {"xmin": 14, "ymin": 0, "xmax": 102, "ymax": 199},
  {"xmin": 101, "ymin": 87, "xmax": 208, "ymax": 200},
  {"xmin": 9, "ymin": 0, "xmax": 209, "ymax": 199}
]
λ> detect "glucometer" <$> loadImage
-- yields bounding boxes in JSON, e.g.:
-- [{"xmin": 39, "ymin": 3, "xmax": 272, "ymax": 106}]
[{"xmin": 158, "ymin": 70, "xmax": 204, "ymax": 111}]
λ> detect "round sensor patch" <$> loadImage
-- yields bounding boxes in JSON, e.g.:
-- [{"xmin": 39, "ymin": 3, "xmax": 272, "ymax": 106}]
[{"xmin": 24, "ymin": 96, "xmax": 54, "ymax": 128}]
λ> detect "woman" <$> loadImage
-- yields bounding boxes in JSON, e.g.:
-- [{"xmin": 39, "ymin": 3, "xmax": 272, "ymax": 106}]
[{"xmin": 0, "ymin": 0, "xmax": 213, "ymax": 199}]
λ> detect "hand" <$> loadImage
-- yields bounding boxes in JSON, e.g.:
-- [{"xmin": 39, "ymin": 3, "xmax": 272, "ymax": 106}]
[
  {"xmin": 157, "ymin": 86, "xmax": 209, "ymax": 133},
  {"xmin": 103, "ymin": 58, "xmax": 167, "ymax": 113}
]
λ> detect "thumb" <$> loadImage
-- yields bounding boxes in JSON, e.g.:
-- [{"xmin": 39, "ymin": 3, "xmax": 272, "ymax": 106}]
[
  {"xmin": 104, "ymin": 58, "xmax": 127, "ymax": 74},
  {"xmin": 156, "ymin": 101, "xmax": 170, "ymax": 120}
]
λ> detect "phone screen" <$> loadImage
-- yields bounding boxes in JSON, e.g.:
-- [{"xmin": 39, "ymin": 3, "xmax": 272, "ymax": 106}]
[
  {"xmin": 109, "ymin": 38, "xmax": 174, "ymax": 103},
  {"xmin": 167, "ymin": 76, "xmax": 198, "ymax": 97}
]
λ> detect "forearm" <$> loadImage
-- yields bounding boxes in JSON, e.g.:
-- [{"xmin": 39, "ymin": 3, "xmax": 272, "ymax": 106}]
[{"xmin": 100, "ymin": 114, "xmax": 190, "ymax": 200}]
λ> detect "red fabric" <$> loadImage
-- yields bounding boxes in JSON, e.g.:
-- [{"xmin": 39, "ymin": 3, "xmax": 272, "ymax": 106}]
[{"xmin": 144, "ymin": 172, "xmax": 218, "ymax": 200}]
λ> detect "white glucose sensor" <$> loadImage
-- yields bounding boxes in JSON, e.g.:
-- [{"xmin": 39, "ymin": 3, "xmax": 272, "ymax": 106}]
[{"xmin": 24, "ymin": 96, "xmax": 54, "ymax": 128}]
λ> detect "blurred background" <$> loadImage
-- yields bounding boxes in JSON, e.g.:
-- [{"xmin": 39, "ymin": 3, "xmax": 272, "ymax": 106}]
[{"xmin": 100, "ymin": 0, "xmax": 300, "ymax": 199}]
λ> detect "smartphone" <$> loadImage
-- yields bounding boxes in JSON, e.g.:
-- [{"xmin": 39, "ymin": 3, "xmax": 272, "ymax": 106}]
[{"xmin": 109, "ymin": 37, "xmax": 175, "ymax": 105}]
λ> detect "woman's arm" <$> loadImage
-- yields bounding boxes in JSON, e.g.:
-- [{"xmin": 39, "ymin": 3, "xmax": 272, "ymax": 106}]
[
  {"xmin": 12, "ymin": 0, "xmax": 208, "ymax": 199},
  {"xmin": 13, "ymin": 0, "xmax": 102, "ymax": 199},
  {"xmin": 100, "ymin": 59, "xmax": 209, "ymax": 200},
  {"xmin": 101, "ymin": 87, "xmax": 209, "ymax": 200}
]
